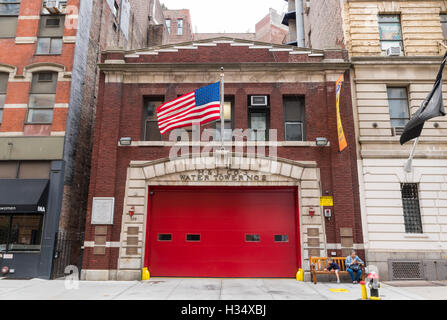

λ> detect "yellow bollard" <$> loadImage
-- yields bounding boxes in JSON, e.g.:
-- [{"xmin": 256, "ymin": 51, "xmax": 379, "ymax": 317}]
[
  {"xmin": 296, "ymin": 268, "xmax": 304, "ymax": 281},
  {"xmin": 369, "ymin": 296, "xmax": 382, "ymax": 300},
  {"xmin": 142, "ymin": 267, "xmax": 150, "ymax": 281},
  {"xmin": 360, "ymin": 281, "xmax": 368, "ymax": 300}
]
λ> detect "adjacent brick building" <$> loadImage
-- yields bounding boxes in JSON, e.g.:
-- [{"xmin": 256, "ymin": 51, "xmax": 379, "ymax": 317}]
[
  {"xmin": 304, "ymin": 0, "xmax": 447, "ymax": 280},
  {"xmin": 0, "ymin": 0, "xmax": 151, "ymax": 279},
  {"xmin": 81, "ymin": 37, "xmax": 363, "ymax": 281}
]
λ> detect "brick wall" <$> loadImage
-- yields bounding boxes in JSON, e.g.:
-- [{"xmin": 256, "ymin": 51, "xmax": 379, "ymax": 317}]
[
  {"xmin": 303, "ymin": 0, "xmax": 345, "ymax": 49},
  {"xmin": 82, "ymin": 42, "xmax": 364, "ymax": 271},
  {"xmin": 163, "ymin": 9, "xmax": 193, "ymax": 43}
]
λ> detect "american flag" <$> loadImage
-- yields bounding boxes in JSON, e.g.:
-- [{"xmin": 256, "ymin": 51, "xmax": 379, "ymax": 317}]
[{"xmin": 157, "ymin": 82, "xmax": 221, "ymax": 135}]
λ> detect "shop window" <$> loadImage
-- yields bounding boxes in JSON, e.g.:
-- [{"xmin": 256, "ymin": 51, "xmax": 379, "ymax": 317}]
[
  {"xmin": 0, "ymin": 72, "xmax": 8, "ymax": 123},
  {"xmin": 245, "ymin": 234, "xmax": 260, "ymax": 242},
  {"xmin": 283, "ymin": 96, "xmax": 305, "ymax": 141},
  {"xmin": 143, "ymin": 97, "xmax": 163, "ymax": 141},
  {"xmin": 248, "ymin": 95, "xmax": 270, "ymax": 141},
  {"xmin": 0, "ymin": 214, "xmax": 44, "ymax": 252},
  {"xmin": 214, "ymin": 98, "xmax": 233, "ymax": 141},
  {"xmin": 274, "ymin": 235, "xmax": 289, "ymax": 242},
  {"xmin": 177, "ymin": 19, "xmax": 183, "ymax": 36},
  {"xmin": 441, "ymin": 14, "xmax": 447, "ymax": 40},
  {"xmin": 387, "ymin": 87, "xmax": 409, "ymax": 133},
  {"xmin": 401, "ymin": 183, "xmax": 423, "ymax": 234},
  {"xmin": 378, "ymin": 14, "xmax": 404, "ymax": 55},
  {"xmin": 186, "ymin": 234, "xmax": 200, "ymax": 242},
  {"xmin": 0, "ymin": 0, "xmax": 20, "ymax": 38},
  {"xmin": 36, "ymin": 15, "xmax": 64, "ymax": 55},
  {"xmin": 27, "ymin": 72, "xmax": 57, "ymax": 124},
  {"xmin": 157, "ymin": 234, "xmax": 172, "ymax": 241}
]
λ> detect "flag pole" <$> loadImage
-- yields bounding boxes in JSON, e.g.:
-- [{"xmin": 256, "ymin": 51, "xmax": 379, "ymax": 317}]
[
  {"xmin": 404, "ymin": 137, "xmax": 419, "ymax": 173},
  {"xmin": 220, "ymin": 67, "xmax": 225, "ymax": 150}
]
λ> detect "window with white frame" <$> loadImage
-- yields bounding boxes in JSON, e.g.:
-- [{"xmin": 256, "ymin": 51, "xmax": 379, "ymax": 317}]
[
  {"xmin": 27, "ymin": 72, "xmax": 57, "ymax": 124},
  {"xmin": 387, "ymin": 87, "xmax": 410, "ymax": 131},
  {"xmin": 166, "ymin": 19, "xmax": 171, "ymax": 34},
  {"xmin": 177, "ymin": 19, "xmax": 183, "ymax": 35},
  {"xmin": 378, "ymin": 14, "xmax": 404, "ymax": 54}
]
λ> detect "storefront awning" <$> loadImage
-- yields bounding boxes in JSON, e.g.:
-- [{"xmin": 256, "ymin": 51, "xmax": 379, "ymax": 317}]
[{"xmin": 0, "ymin": 179, "xmax": 49, "ymax": 214}]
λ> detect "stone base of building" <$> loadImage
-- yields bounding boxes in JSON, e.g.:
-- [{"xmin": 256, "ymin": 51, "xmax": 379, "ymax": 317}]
[{"xmin": 366, "ymin": 250, "xmax": 447, "ymax": 281}]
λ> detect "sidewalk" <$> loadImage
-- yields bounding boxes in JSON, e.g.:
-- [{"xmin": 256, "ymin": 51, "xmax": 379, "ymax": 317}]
[{"xmin": 0, "ymin": 278, "xmax": 444, "ymax": 300}]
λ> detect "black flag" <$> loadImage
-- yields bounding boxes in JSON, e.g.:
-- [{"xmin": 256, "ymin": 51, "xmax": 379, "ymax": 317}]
[{"xmin": 400, "ymin": 51, "xmax": 447, "ymax": 145}]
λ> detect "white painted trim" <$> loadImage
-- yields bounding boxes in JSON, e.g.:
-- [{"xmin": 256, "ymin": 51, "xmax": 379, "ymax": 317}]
[
  {"xmin": 50, "ymin": 131, "xmax": 66, "ymax": 136},
  {"xmin": 138, "ymin": 51, "xmax": 159, "ymax": 55},
  {"xmin": 157, "ymin": 49, "xmax": 178, "ymax": 53},
  {"xmin": 174, "ymin": 46, "xmax": 198, "ymax": 50},
  {"xmin": 213, "ymin": 40, "xmax": 234, "ymax": 44},
  {"xmin": 289, "ymin": 51, "xmax": 312, "ymax": 55},
  {"xmin": 124, "ymin": 54, "xmax": 140, "ymax": 58},
  {"xmin": 0, "ymin": 132, "xmax": 24, "ymax": 136},
  {"xmin": 62, "ymin": 36, "xmax": 77, "ymax": 43},
  {"xmin": 104, "ymin": 59, "xmax": 126, "ymax": 64},
  {"xmin": 249, "ymin": 45, "xmax": 273, "ymax": 49},
  {"xmin": 124, "ymin": 141, "xmax": 330, "ymax": 148},
  {"xmin": 3, "ymin": 104, "xmax": 27, "ymax": 109},
  {"xmin": 270, "ymin": 48, "xmax": 293, "ymax": 52},
  {"xmin": 15, "ymin": 37, "xmax": 37, "ymax": 44},
  {"xmin": 308, "ymin": 53, "xmax": 324, "ymax": 57},
  {"xmin": 230, "ymin": 43, "xmax": 254, "ymax": 47},
  {"xmin": 83, "ymin": 241, "xmax": 121, "ymax": 248},
  {"xmin": 18, "ymin": 16, "xmax": 40, "ymax": 20},
  {"xmin": 192, "ymin": 43, "xmax": 217, "ymax": 47},
  {"xmin": 54, "ymin": 103, "xmax": 69, "ymax": 108}
]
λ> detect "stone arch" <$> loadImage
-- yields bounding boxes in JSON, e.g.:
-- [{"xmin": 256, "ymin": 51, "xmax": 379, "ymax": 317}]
[
  {"xmin": 0, "ymin": 63, "xmax": 17, "ymax": 80},
  {"xmin": 23, "ymin": 62, "xmax": 70, "ymax": 81},
  {"xmin": 113, "ymin": 155, "xmax": 326, "ymax": 281}
]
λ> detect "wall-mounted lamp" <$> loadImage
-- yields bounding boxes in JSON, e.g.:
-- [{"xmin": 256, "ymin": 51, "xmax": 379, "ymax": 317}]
[
  {"xmin": 315, "ymin": 137, "xmax": 328, "ymax": 147},
  {"xmin": 119, "ymin": 137, "xmax": 132, "ymax": 146}
]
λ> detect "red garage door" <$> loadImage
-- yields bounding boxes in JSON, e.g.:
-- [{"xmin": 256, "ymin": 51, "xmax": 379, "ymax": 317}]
[{"xmin": 145, "ymin": 186, "xmax": 300, "ymax": 278}]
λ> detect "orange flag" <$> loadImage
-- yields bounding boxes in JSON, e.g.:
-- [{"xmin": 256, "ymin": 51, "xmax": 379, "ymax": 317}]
[{"xmin": 335, "ymin": 74, "xmax": 348, "ymax": 152}]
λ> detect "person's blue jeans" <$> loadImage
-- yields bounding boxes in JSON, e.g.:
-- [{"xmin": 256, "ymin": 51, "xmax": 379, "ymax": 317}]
[{"xmin": 347, "ymin": 268, "xmax": 362, "ymax": 282}]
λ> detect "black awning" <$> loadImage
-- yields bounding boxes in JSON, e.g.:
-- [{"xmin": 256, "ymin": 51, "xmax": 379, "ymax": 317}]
[
  {"xmin": 282, "ymin": 11, "xmax": 296, "ymax": 26},
  {"xmin": 0, "ymin": 179, "xmax": 49, "ymax": 214}
]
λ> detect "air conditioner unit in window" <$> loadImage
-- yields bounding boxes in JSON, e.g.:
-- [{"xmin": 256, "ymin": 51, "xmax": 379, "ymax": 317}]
[
  {"xmin": 386, "ymin": 46, "xmax": 401, "ymax": 56},
  {"xmin": 44, "ymin": 0, "xmax": 63, "ymax": 15},
  {"xmin": 250, "ymin": 96, "xmax": 268, "ymax": 107},
  {"xmin": 391, "ymin": 127, "xmax": 405, "ymax": 136}
]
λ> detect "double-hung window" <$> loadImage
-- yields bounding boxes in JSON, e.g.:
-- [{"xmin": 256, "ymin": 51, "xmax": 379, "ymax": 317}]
[
  {"xmin": 378, "ymin": 14, "xmax": 404, "ymax": 54},
  {"xmin": 36, "ymin": 15, "xmax": 64, "ymax": 55},
  {"xmin": 177, "ymin": 19, "xmax": 183, "ymax": 36},
  {"xmin": 0, "ymin": 0, "xmax": 20, "ymax": 38},
  {"xmin": 248, "ymin": 96, "xmax": 270, "ymax": 141},
  {"xmin": 283, "ymin": 96, "xmax": 305, "ymax": 141},
  {"xmin": 387, "ymin": 87, "xmax": 410, "ymax": 133},
  {"xmin": 143, "ymin": 97, "xmax": 163, "ymax": 141},
  {"xmin": 166, "ymin": 19, "xmax": 171, "ymax": 34},
  {"xmin": 27, "ymin": 72, "xmax": 57, "ymax": 124},
  {"xmin": 0, "ymin": 72, "xmax": 8, "ymax": 124}
]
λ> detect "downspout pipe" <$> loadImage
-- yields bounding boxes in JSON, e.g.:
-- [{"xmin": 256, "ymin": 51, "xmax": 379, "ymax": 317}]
[{"xmin": 295, "ymin": 0, "xmax": 305, "ymax": 47}]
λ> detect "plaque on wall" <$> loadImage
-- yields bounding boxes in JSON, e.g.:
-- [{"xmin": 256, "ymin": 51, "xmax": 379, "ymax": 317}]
[{"xmin": 91, "ymin": 197, "xmax": 115, "ymax": 225}]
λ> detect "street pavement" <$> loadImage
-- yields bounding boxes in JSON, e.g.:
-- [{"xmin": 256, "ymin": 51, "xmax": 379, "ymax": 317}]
[{"xmin": 0, "ymin": 278, "xmax": 446, "ymax": 300}]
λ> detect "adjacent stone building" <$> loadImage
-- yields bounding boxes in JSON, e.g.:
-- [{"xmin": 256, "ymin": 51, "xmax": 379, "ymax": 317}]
[
  {"xmin": 304, "ymin": 0, "xmax": 447, "ymax": 280},
  {"xmin": 0, "ymin": 0, "xmax": 151, "ymax": 279},
  {"xmin": 81, "ymin": 37, "xmax": 363, "ymax": 281}
]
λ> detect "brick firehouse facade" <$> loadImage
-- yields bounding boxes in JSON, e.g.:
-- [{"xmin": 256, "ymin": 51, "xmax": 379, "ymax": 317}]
[{"xmin": 81, "ymin": 37, "xmax": 363, "ymax": 281}]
